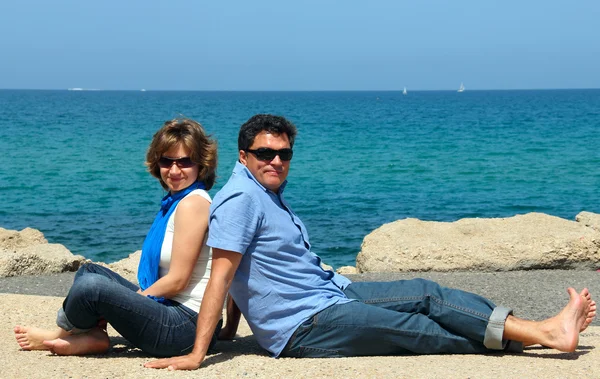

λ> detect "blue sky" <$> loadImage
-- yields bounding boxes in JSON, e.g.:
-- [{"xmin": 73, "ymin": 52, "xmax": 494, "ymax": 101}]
[{"xmin": 1, "ymin": 0, "xmax": 598, "ymax": 90}]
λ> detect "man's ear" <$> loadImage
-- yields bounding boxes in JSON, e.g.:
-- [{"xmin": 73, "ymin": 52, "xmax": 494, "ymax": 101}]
[{"xmin": 239, "ymin": 150, "xmax": 248, "ymax": 166}]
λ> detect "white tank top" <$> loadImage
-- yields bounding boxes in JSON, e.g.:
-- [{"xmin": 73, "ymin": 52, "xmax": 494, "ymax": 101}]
[{"xmin": 158, "ymin": 189, "xmax": 212, "ymax": 312}]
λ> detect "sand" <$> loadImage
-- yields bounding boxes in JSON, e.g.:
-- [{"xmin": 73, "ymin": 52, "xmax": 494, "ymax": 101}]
[{"xmin": 3, "ymin": 292, "xmax": 599, "ymax": 379}]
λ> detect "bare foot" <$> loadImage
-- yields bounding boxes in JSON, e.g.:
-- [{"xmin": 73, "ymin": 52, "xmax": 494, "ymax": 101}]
[
  {"xmin": 537, "ymin": 287, "xmax": 591, "ymax": 352},
  {"xmin": 14, "ymin": 326, "xmax": 69, "ymax": 351},
  {"xmin": 579, "ymin": 288, "xmax": 596, "ymax": 332},
  {"xmin": 43, "ymin": 327, "xmax": 110, "ymax": 356}
]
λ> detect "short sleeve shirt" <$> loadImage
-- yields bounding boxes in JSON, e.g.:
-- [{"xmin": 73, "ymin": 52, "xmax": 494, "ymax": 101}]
[{"xmin": 207, "ymin": 162, "xmax": 353, "ymax": 357}]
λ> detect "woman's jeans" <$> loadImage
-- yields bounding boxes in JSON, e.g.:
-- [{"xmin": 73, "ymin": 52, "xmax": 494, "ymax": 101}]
[
  {"xmin": 56, "ymin": 263, "xmax": 221, "ymax": 357},
  {"xmin": 282, "ymin": 279, "xmax": 521, "ymax": 358}
]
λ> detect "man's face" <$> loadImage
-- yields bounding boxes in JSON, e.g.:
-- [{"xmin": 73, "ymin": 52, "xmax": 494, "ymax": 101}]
[{"xmin": 239, "ymin": 131, "xmax": 291, "ymax": 192}]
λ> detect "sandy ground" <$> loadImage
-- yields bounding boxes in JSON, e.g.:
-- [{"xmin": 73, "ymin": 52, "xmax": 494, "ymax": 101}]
[{"xmin": 3, "ymin": 293, "xmax": 599, "ymax": 379}]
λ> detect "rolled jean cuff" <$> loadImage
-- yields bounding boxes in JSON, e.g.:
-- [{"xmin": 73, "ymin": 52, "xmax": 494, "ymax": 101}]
[
  {"xmin": 56, "ymin": 308, "xmax": 92, "ymax": 334},
  {"xmin": 483, "ymin": 306, "xmax": 523, "ymax": 352}
]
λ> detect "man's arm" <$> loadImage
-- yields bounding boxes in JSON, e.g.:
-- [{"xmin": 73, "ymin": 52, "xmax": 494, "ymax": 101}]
[
  {"xmin": 144, "ymin": 248, "xmax": 242, "ymax": 370},
  {"xmin": 218, "ymin": 293, "xmax": 241, "ymax": 340}
]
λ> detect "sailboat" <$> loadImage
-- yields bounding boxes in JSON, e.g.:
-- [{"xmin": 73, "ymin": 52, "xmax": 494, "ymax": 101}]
[
  {"xmin": 457, "ymin": 83, "xmax": 465, "ymax": 93},
  {"xmin": 402, "ymin": 86, "xmax": 407, "ymax": 95}
]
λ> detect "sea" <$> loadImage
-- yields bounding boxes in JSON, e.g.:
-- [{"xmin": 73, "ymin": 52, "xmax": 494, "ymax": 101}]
[{"xmin": 1, "ymin": 89, "xmax": 599, "ymax": 267}]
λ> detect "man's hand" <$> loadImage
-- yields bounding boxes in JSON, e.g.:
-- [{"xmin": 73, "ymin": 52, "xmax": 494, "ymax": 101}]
[
  {"xmin": 144, "ymin": 353, "xmax": 203, "ymax": 371},
  {"xmin": 145, "ymin": 249, "xmax": 242, "ymax": 371}
]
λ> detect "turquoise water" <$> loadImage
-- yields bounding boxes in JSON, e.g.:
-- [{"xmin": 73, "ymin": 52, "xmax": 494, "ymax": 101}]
[{"xmin": 1, "ymin": 89, "xmax": 599, "ymax": 267}]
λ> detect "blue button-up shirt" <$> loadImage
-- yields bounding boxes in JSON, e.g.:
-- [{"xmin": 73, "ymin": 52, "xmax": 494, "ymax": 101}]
[{"xmin": 207, "ymin": 162, "xmax": 352, "ymax": 356}]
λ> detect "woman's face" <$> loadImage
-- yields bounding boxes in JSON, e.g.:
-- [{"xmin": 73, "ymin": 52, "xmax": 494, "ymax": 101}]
[{"xmin": 159, "ymin": 143, "xmax": 199, "ymax": 193}]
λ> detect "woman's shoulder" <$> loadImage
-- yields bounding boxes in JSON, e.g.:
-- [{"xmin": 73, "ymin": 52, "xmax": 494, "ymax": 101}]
[
  {"xmin": 187, "ymin": 188, "xmax": 211, "ymax": 203},
  {"xmin": 176, "ymin": 189, "xmax": 211, "ymax": 215}
]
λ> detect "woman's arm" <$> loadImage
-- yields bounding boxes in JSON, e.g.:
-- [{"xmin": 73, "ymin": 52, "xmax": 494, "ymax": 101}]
[
  {"xmin": 218, "ymin": 293, "xmax": 241, "ymax": 340},
  {"xmin": 140, "ymin": 195, "xmax": 209, "ymax": 299}
]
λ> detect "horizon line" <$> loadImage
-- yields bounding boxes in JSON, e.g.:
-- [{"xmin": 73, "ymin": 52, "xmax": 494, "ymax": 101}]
[{"xmin": 1, "ymin": 87, "xmax": 599, "ymax": 92}]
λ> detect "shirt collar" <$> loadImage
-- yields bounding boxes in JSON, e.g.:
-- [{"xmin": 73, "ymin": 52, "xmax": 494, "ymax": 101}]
[{"xmin": 233, "ymin": 161, "xmax": 288, "ymax": 194}]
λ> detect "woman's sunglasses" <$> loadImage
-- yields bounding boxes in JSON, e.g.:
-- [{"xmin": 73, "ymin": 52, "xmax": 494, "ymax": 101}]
[
  {"xmin": 246, "ymin": 148, "xmax": 293, "ymax": 162},
  {"xmin": 158, "ymin": 156, "xmax": 196, "ymax": 168}
]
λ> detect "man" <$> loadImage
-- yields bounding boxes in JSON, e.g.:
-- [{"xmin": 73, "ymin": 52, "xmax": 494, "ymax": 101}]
[{"xmin": 146, "ymin": 114, "xmax": 596, "ymax": 370}]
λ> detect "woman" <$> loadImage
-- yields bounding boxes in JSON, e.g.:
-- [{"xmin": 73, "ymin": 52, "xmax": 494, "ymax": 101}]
[{"xmin": 14, "ymin": 118, "xmax": 221, "ymax": 357}]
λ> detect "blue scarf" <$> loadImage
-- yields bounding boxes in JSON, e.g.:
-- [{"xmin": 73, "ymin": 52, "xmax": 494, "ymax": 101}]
[{"xmin": 138, "ymin": 181, "xmax": 205, "ymax": 303}]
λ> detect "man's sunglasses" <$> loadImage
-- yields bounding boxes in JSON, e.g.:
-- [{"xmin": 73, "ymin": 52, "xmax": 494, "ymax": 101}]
[
  {"xmin": 246, "ymin": 148, "xmax": 293, "ymax": 162},
  {"xmin": 158, "ymin": 156, "xmax": 196, "ymax": 168}
]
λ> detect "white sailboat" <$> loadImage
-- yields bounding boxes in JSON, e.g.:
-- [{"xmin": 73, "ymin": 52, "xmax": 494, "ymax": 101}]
[
  {"xmin": 457, "ymin": 83, "xmax": 465, "ymax": 92},
  {"xmin": 402, "ymin": 86, "xmax": 407, "ymax": 95}
]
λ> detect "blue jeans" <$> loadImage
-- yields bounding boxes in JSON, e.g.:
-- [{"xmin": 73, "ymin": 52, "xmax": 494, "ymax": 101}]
[
  {"xmin": 56, "ymin": 263, "xmax": 220, "ymax": 357},
  {"xmin": 281, "ymin": 279, "xmax": 520, "ymax": 358}
]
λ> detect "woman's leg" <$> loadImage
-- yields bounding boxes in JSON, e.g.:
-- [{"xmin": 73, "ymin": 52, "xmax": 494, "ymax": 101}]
[
  {"xmin": 54, "ymin": 265, "xmax": 222, "ymax": 357},
  {"xmin": 14, "ymin": 263, "xmax": 131, "ymax": 353},
  {"xmin": 16, "ymin": 263, "xmax": 221, "ymax": 356}
]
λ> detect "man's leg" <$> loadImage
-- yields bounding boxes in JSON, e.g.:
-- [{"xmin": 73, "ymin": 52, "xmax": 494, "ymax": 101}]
[
  {"xmin": 281, "ymin": 280, "xmax": 595, "ymax": 358},
  {"xmin": 282, "ymin": 300, "xmax": 490, "ymax": 357},
  {"xmin": 343, "ymin": 279, "xmax": 510, "ymax": 349},
  {"xmin": 503, "ymin": 287, "xmax": 595, "ymax": 352}
]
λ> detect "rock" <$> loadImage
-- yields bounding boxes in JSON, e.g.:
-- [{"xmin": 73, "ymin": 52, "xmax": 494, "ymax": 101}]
[
  {"xmin": 320, "ymin": 262, "xmax": 334, "ymax": 271},
  {"xmin": 107, "ymin": 250, "xmax": 141, "ymax": 283},
  {"xmin": 1, "ymin": 227, "xmax": 86, "ymax": 277},
  {"xmin": 0, "ymin": 243, "xmax": 86, "ymax": 277},
  {"xmin": 0, "ymin": 227, "xmax": 143, "ymax": 279},
  {"xmin": 336, "ymin": 266, "xmax": 357, "ymax": 275},
  {"xmin": 576, "ymin": 211, "xmax": 600, "ymax": 232},
  {"xmin": 356, "ymin": 213, "xmax": 600, "ymax": 273},
  {"xmin": 0, "ymin": 227, "xmax": 47, "ymax": 251}
]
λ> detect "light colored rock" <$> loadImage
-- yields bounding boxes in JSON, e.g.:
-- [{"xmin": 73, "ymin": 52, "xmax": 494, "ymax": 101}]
[
  {"xmin": 0, "ymin": 244, "xmax": 86, "ymax": 277},
  {"xmin": 336, "ymin": 265, "xmax": 358, "ymax": 275},
  {"xmin": 1, "ymin": 227, "xmax": 85, "ymax": 277},
  {"xmin": 356, "ymin": 213, "xmax": 600, "ymax": 273},
  {"xmin": 320, "ymin": 262, "xmax": 333, "ymax": 271},
  {"xmin": 0, "ymin": 227, "xmax": 141, "ymax": 279},
  {"xmin": 576, "ymin": 211, "xmax": 600, "ymax": 232},
  {"xmin": 107, "ymin": 250, "xmax": 141, "ymax": 283},
  {"xmin": 0, "ymin": 227, "xmax": 47, "ymax": 251}
]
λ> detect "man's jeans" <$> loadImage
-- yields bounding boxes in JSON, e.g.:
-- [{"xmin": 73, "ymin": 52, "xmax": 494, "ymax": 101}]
[
  {"xmin": 56, "ymin": 263, "xmax": 220, "ymax": 357},
  {"xmin": 281, "ymin": 279, "xmax": 521, "ymax": 357}
]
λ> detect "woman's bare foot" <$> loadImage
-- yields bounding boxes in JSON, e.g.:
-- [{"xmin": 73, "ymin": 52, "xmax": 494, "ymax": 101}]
[
  {"xmin": 14, "ymin": 326, "xmax": 69, "ymax": 351},
  {"xmin": 42, "ymin": 327, "xmax": 110, "ymax": 356},
  {"xmin": 535, "ymin": 287, "xmax": 592, "ymax": 352}
]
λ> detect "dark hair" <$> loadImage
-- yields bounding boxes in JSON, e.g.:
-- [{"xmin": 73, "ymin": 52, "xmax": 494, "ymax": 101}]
[
  {"xmin": 146, "ymin": 118, "xmax": 218, "ymax": 190},
  {"xmin": 238, "ymin": 114, "xmax": 298, "ymax": 151}
]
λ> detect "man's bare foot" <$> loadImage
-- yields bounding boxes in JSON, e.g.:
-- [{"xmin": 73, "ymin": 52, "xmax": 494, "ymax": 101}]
[
  {"xmin": 537, "ymin": 287, "xmax": 591, "ymax": 352},
  {"xmin": 42, "ymin": 327, "xmax": 109, "ymax": 356},
  {"xmin": 579, "ymin": 288, "xmax": 596, "ymax": 332},
  {"xmin": 14, "ymin": 326, "xmax": 69, "ymax": 351}
]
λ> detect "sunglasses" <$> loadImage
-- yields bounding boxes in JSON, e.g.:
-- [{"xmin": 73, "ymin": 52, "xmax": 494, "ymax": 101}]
[
  {"xmin": 158, "ymin": 156, "xmax": 196, "ymax": 168},
  {"xmin": 246, "ymin": 148, "xmax": 293, "ymax": 161}
]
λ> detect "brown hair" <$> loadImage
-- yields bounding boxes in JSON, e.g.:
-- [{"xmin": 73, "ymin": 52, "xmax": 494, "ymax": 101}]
[{"xmin": 146, "ymin": 118, "xmax": 217, "ymax": 190}]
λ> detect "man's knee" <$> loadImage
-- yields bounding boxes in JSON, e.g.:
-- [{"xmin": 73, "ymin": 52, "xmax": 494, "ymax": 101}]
[{"xmin": 407, "ymin": 278, "xmax": 444, "ymax": 295}]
